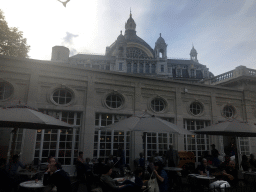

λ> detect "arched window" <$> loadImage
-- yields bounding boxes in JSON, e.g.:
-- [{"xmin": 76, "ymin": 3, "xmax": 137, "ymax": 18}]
[
  {"xmin": 139, "ymin": 63, "xmax": 144, "ymax": 73},
  {"xmin": 133, "ymin": 63, "xmax": 137, "ymax": 73},
  {"xmin": 145, "ymin": 64, "xmax": 150, "ymax": 74},
  {"xmin": 127, "ymin": 63, "xmax": 131, "ymax": 73},
  {"xmin": 151, "ymin": 64, "xmax": 156, "ymax": 74}
]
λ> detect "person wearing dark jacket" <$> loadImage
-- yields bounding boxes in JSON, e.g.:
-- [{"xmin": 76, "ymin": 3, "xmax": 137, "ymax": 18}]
[{"xmin": 43, "ymin": 161, "xmax": 72, "ymax": 192}]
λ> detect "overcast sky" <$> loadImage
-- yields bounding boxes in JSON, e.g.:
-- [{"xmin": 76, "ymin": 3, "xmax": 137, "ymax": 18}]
[{"xmin": 2, "ymin": 0, "xmax": 256, "ymax": 76}]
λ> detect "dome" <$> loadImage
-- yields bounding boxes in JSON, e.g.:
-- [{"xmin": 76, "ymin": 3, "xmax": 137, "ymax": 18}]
[
  {"xmin": 117, "ymin": 31, "xmax": 126, "ymax": 42},
  {"xmin": 156, "ymin": 33, "xmax": 166, "ymax": 44},
  {"xmin": 190, "ymin": 46, "xmax": 197, "ymax": 55},
  {"xmin": 125, "ymin": 12, "xmax": 136, "ymax": 31}
]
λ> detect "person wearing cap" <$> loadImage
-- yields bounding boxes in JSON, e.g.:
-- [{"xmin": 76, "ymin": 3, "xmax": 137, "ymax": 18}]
[{"xmin": 211, "ymin": 144, "xmax": 220, "ymax": 167}]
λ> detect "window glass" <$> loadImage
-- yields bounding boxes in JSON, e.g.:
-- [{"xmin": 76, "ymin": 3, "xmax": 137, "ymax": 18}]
[
  {"xmin": 190, "ymin": 102, "xmax": 203, "ymax": 115},
  {"xmin": 0, "ymin": 82, "xmax": 13, "ymax": 100},
  {"xmin": 151, "ymin": 98, "xmax": 166, "ymax": 112},
  {"xmin": 52, "ymin": 89, "xmax": 72, "ymax": 105},
  {"xmin": 106, "ymin": 94, "xmax": 123, "ymax": 109}
]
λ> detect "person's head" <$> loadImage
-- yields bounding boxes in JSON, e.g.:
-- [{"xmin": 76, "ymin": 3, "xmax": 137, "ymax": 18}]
[
  {"xmin": 79, "ymin": 151, "xmax": 83, "ymax": 158},
  {"xmin": 102, "ymin": 165, "xmax": 112, "ymax": 175},
  {"xmin": 228, "ymin": 161, "xmax": 235, "ymax": 170},
  {"xmin": 154, "ymin": 161, "xmax": 163, "ymax": 172},
  {"xmin": 134, "ymin": 167, "xmax": 143, "ymax": 177},
  {"xmin": 50, "ymin": 161, "xmax": 62, "ymax": 172},
  {"xmin": 48, "ymin": 156, "xmax": 56, "ymax": 165},
  {"xmin": 211, "ymin": 144, "xmax": 215, "ymax": 149},
  {"xmin": 202, "ymin": 158, "xmax": 207, "ymax": 167},
  {"xmin": 242, "ymin": 155, "xmax": 248, "ymax": 162},
  {"xmin": 12, "ymin": 154, "xmax": 19, "ymax": 163}
]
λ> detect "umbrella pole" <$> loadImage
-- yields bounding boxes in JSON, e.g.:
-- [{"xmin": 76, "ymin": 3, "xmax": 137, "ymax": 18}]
[
  {"xmin": 236, "ymin": 136, "xmax": 241, "ymax": 170},
  {"xmin": 10, "ymin": 127, "xmax": 18, "ymax": 159}
]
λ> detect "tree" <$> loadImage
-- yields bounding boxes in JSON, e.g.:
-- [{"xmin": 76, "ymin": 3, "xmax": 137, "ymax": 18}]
[{"xmin": 0, "ymin": 9, "xmax": 30, "ymax": 58}]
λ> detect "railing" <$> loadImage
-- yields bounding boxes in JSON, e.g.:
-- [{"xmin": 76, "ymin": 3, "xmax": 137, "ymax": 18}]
[
  {"xmin": 77, "ymin": 52, "xmax": 105, "ymax": 56},
  {"xmin": 167, "ymin": 57, "xmax": 190, "ymax": 60},
  {"xmin": 249, "ymin": 69, "xmax": 256, "ymax": 76},
  {"xmin": 210, "ymin": 70, "xmax": 234, "ymax": 84}
]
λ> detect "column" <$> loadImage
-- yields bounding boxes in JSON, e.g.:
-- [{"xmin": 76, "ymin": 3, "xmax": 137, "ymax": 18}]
[
  {"xmin": 81, "ymin": 75, "xmax": 96, "ymax": 159},
  {"xmin": 175, "ymin": 87, "xmax": 184, "ymax": 151}
]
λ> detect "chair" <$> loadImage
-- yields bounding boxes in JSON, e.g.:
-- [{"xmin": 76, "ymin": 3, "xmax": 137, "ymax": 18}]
[{"xmin": 71, "ymin": 181, "xmax": 80, "ymax": 192}]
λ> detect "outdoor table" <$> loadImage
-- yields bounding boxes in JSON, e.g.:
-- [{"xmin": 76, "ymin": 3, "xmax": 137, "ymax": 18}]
[
  {"xmin": 163, "ymin": 167, "xmax": 182, "ymax": 172},
  {"xmin": 113, "ymin": 177, "xmax": 135, "ymax": 183},
  {"xmin": 18, "ymin": 169, "xmax": 41, "ymax": 179},
  {"xmin": 19, "ymin": 180, "xmax": 45, "ymax": 191}
]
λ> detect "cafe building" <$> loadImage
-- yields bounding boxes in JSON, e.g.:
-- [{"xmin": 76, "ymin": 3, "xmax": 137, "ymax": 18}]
[{"xmin": 1, "ymin": 13, "xmax": 256, "ymax": 174}]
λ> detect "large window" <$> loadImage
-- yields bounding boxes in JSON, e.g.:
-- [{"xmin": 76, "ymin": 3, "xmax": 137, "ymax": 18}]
[
  {"xmin": 239, "ymin": 137, "xmax": 250, "ymax": 156},
  {"xmin": 94, "ymin": 113, "xmax": 132, "ymax": 163},
  {"xmin": 7, "ymin": 128, "xmax": 25, "ymax": 158},
  {"xmin": 184, "ymin": 120, "xmax": 210, "ymax": 163},
  {"xmin": 0, "ymin": 82, "xmax": 13, "ymax": 100},
  {"xmin": 34, "ymin": 110, "xmax": 81, "ymax": 165},
  {"xmin": 144, "ymin": 132, "xmax": 173, "ymax": 160}
]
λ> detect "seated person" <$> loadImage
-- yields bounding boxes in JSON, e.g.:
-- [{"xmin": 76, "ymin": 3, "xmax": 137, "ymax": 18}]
[
  {"xmin": 241, "ymin": 155, "xmax": 251, "ymax": 171},
  {"xmin": 221, "ymin": 160, "xmax": 238, "ymax": 187},
  {"xmin": 100, "ymin": 165, "xmax": 135, "ymax": 192},
  {"xmin": 43, "ymin": 161, "xmax": 72, "ymax": 192},
  {"xmin": 153, "ymin": 162, "xmax": 168, "ymax": 192},
  {"xmin": 94, "ymin": 158, "xmax": 105, "ymax": 175},
  {"xmin": 197, "ymin": 158, "xmax": 210, "ymax": 176},
  {"xmin": 6, "ymin": 154, "xmax": 26, "ymax": 177},
  {"xmin": 134, "ymin": 167, "xmax": 147, "ymax": 191}
]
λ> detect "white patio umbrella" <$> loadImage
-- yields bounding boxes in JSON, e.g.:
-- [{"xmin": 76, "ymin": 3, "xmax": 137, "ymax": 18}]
[
  {"xmin": 193, "ymin": 119, "xmax": 256, "ymax": 169},
  {"xmin": 0, "ymin": 105, "xmax": 74, "ymax": 158},
  {"xmin": 103, "ymin": 112, "xmax": 193, "ymax": 167},
  {"xmin": 105, "ymin": 113, "xmax": 193, "ymax": 135}
]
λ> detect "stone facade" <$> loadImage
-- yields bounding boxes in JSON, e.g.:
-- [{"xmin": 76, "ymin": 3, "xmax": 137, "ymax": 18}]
[{"xmin": 1, "ymin": 13, "xmax": 256, "ymax": 174}]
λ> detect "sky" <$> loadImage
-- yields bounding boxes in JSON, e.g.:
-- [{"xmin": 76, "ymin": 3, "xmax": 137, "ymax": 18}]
[{"xmin": 1, "ymin": 0, "xmax": 256, "ymax": 76}]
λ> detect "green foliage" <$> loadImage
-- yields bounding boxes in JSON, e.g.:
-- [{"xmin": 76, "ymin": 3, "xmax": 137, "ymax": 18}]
[{"xmin": 0, "ymin": 9, "xmax": 30, "ymax": 58}]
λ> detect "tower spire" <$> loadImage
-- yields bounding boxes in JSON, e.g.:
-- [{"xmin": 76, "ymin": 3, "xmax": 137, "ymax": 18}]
[{"xmin": 130, "ymin": 8, "xmax": 132, "ymax": 17}]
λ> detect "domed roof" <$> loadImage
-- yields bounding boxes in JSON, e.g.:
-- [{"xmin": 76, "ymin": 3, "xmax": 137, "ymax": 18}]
[
  {"xmin": 125, "ymin": 12, "xmax": 136, "ymax": 31},
  {"xmin": 117, "ymin": 31, "xmax": 126, "ymax": 42},
  {"xmin": 156, "ymin": 33, "xmax": 166, "ymax": 44},
  {"xmin": 190, "ymin": 46, "xmax": 197, "ymax": 55}
]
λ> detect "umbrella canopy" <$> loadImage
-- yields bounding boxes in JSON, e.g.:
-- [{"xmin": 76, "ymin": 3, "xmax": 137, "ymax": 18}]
[
  {"xmin": 0, "ymin": 105, "xmax": 73, "ymax": 129},
  {"xmin": 193, "ymin": 119, "xmax": 256, "ymax": 137},
  {"xmin": 105, "ymin": 113, "xmax": 193, "ymax": 135}
]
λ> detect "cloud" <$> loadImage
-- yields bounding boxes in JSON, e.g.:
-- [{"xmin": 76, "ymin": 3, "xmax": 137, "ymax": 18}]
[
  {"xmin": 62, "ymin": 32, "xmax": 79, "ymax": 45},
  {"xmin": 62, "ymin": 32, "xmax": 79, "ymax": 56}
]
